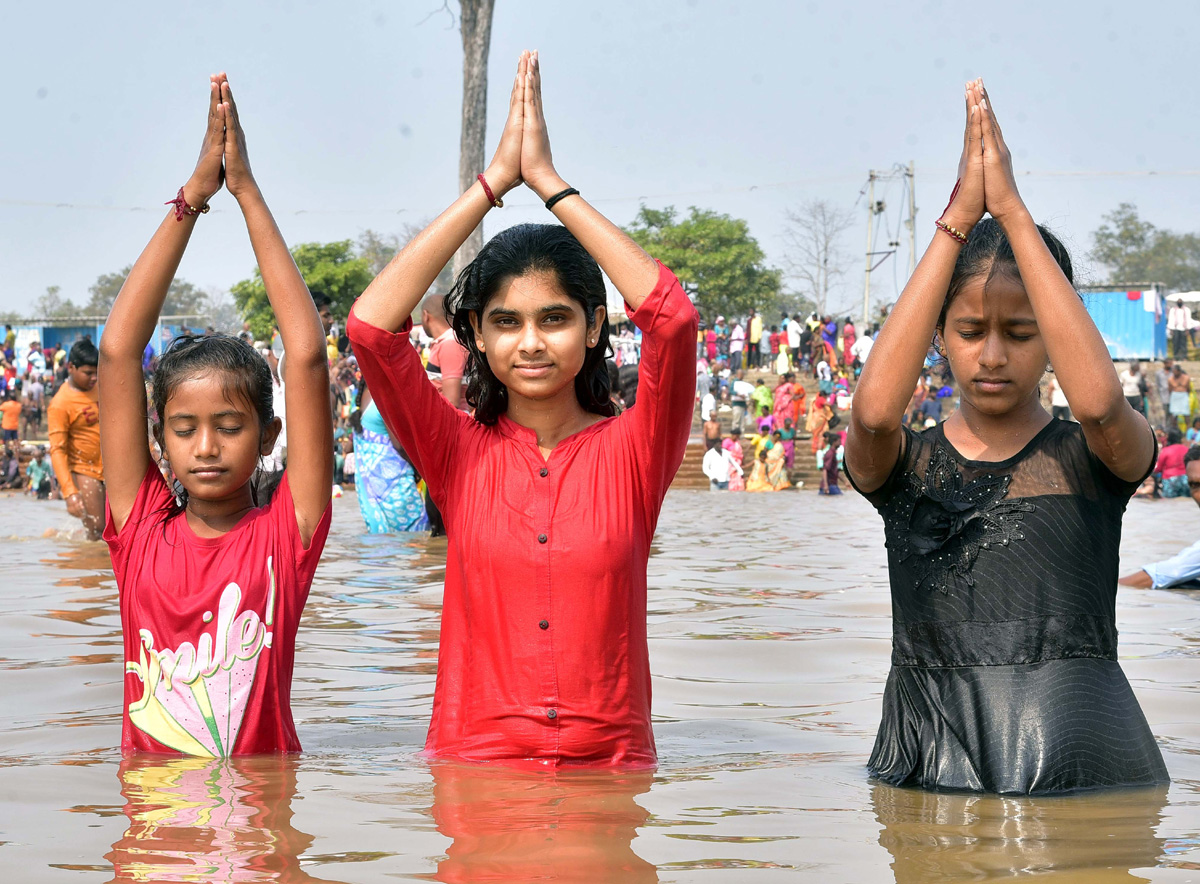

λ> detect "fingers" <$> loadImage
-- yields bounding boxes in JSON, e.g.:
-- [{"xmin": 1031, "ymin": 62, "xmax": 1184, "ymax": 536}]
[
  {"xmin": 207, "ymin": 76, "xmax": 221, "ymax": 129},
  {"xmin": 221, "ymin": 79, "xmax": 241, "ymax": 133}
]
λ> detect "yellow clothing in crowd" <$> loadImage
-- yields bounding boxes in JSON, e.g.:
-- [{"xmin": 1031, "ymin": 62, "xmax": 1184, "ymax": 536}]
[{"xmin": 47, "ymin": 382, "xmax": 103, "ymax": 497}]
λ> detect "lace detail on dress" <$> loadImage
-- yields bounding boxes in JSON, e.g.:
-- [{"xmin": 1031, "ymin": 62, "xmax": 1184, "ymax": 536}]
[{"xmin": 882, "ymin": 442, "xmax": 1035, "ymax": 595}]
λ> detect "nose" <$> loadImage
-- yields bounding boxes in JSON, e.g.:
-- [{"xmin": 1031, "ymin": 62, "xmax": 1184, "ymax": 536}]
[
  {"xmin": 518, "ymin": 319, "xmax": 545, "ymax": 356},
  {"xmin": 195, "ymin": 425, "xmax": 221, "ymax": 459},
  {"xmin": 978, "ymin": 330, "xmax": 1008, "ymax": 371}
]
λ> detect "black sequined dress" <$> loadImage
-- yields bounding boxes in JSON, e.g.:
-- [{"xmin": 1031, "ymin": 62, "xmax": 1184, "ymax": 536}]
[{"xmin": 848, "ymin": 419, "xmax": 1168, "ymax": 794}]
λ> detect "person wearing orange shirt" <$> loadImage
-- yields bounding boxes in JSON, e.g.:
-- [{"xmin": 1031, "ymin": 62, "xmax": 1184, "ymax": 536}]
[
  {"xmin": 47, "ymin": 340, "xmax": 104, "ymax": 539},
  {"xmin": 0, "ymin": 391, "xmax": 22, "ymax": 444}
]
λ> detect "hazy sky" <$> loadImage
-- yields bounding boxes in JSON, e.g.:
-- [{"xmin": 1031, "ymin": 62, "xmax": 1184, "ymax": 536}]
[{"xmin": 3, "ymin": 0, "xmax": 1197, "ymax": 318}]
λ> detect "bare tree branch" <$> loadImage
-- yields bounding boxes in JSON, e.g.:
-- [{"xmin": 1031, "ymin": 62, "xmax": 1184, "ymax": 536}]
[
  {"xmin": 416, "ymin": 1, "xmax": 457, "ymax": 29},
  {"xmin": 781, "ymin": 200, "xmax": 855, "ymax": 316}
]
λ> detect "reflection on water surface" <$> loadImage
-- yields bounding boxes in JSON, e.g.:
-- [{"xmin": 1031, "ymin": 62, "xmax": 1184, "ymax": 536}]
[{"xmin": 3, "ymin": 490, "xmax": 1200, "ymax": 881}]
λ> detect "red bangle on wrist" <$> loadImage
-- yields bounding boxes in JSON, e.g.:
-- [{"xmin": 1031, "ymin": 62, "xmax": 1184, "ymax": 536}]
[
  {"xmin": 477, "ymin": 174, "xmax": 503, "ymax": 208},
  {"xmin": 166, "ymin": 186, "xmax": 210, "ymax": 221}
]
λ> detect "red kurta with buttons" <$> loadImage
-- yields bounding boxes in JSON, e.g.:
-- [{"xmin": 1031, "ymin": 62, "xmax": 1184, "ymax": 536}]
[{"xmin": 347, "ymin": 261, "xmax": 697, "ymax": 767}]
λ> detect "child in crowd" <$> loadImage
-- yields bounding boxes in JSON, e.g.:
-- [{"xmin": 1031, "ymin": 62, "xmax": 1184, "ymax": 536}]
[
  {"xmin": 845, "ymin": 80, "xmax": 1167, "ymax": 794},
  {"xmin": 25, "ymin": 447, "xmax": 52, "ymax": 499},
  {"xmin": 818, "ymin": 431, "xmax": 843, "ymax": 496},
  {"xmin": 99, "ymin": 74, "xmax": 333, "ymax": 756}
]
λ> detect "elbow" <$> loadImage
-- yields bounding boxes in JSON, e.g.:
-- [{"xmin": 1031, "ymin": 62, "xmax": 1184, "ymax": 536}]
[
  {"xmin": 850, "ymin": 402, "xmax": 901, "ymax": 438},
  {"xmin": 288, "ymin": 346, "xmax": 330, "ymax": 373},
  {"xmin": 1071, "ymin": 391, "xmax": 1129, "ymax": 430}
]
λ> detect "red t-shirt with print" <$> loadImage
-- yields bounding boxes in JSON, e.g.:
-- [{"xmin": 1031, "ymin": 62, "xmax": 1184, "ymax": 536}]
[{"xmin": 104, "ymin": 465, "xmax": 331, "ymax": 756}]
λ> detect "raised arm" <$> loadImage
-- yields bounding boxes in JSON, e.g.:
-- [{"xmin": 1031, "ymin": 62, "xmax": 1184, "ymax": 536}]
[
  {"xmin": 977, "ymin": 84, "xmax": 1154, "ymax": 483},
  {"xmin": 219, "ymin": 76, "xmax": 332, "ymax": 545},
  {"xmin": 845, "ymin": 83, "xmax": 986, "ymax": 493},
  {"xmin": 100, "ymin": 77, "xmax": 227, "ymax": 531},
  {"xmin": 352, "ymin": 53, "xmax": 529, "ymax": 332},
  {"xmin": 518, "ymin": 52, "xmax": 660, "ymax": 308}
]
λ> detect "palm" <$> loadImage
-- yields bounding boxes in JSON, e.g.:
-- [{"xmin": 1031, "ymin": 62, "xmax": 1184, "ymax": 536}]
[{"xmin": 520, "ymin": 52, "xmax": 558, "ymax": 194}]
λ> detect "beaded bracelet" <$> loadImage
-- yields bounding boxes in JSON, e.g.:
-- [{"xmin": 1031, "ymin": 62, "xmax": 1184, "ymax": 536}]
[
  {"xmin": 165, "ymin": 187, "xmax": 210, "ymax": 221},
  {"xmin": 935, "ymin": 219, "xmax": 969, "ymax": 244}
]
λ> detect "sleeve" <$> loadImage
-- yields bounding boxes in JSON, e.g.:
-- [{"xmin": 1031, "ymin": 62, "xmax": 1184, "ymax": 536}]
[
  {"xmin": 269, "ymin": 471, "xmax": 333, "ymax": 582},
  {"xmin": 1143, "ymin": 539, "xmax": 1200, "ymax": 589},
  {"xmin": 347, "ymin": 305, "xmax": 475, "ymax": 507},
  {"xmin": 46, "ymin": 395, "xmax": 75, "ymax": 498},
  {"xmin": 843, "ymin": 426, "xmax": 918, "ymax": 508},
  {"xmin": 617, "ymin": 262, "xmax": 699, "ymax": 501},
  {"xmin": 1085, "ymin": 423, "xmax": 1158, "ymax": 499},
  {"xmin": 102, "ymin": 462, "xmax": 174, "ymax": 571}
]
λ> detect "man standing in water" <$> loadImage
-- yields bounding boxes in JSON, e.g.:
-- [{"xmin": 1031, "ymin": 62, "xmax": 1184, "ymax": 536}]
[{"xmin": 47, "ymin": 340, "xmax": 104, "ymax": 539}]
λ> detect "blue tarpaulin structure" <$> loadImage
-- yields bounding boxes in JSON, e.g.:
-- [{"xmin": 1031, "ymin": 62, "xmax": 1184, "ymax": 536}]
[{"xmin": 1081, "ymin": 286, "xmax": 1166, "ymax": 361}]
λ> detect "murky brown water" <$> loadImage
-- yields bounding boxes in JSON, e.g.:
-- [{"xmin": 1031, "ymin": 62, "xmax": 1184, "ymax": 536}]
[{"xmin": 4, "ymin": 489, "xmax": 1200, "ymax": 882}]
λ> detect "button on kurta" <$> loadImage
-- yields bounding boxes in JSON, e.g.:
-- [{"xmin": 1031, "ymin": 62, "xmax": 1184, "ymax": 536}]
[
  {"xmin": 547, "ymin": 709, "xmax": 558, "ymax": 719},
  {"xmin": 537, "ymin": 533, "xmax": 547, "ymax": 544},
  {"xmin": 539, "ymin": 467, "xmax": 549, "ymax": 477},
  {"xmin": 539, "ymin": 619, "xmax": 549, "ymax": 630}
]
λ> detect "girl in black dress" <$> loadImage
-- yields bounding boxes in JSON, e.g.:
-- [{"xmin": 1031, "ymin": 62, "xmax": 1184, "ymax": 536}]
[{"xmin": 844, "ymin": 80, "xmax": 1167, "ymax": 793}]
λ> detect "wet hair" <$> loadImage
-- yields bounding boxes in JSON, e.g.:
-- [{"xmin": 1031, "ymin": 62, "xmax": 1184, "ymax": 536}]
[
  {"xmin": 151, "ymin": 333, "xmax": 276, "ymax": 515},
  {"xmin": 1167, "ymin": 427, "xmax": 1183, "ymax": 446},
  {"xmin": 446, "ymin": 223, "xmax": 614, "ymax": 425},
  {"xmin": 938, "ymin": 217, "xmax": 1074, "ymax": 328},
  {"xmin": 68, "ymin": 340, "xmax": 98, "ymax": 369}
]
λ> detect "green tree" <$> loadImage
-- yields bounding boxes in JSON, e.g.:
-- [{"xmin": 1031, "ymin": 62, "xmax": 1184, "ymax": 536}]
[
  {"xmin": 1091, "ymin": 203, "xmax": 1200, "ymax": 290},
  {"xmin": 86, "ymin": 265, "xmax": 208, "ymax": 316},
  {"xmin": 358, "ymin": 226, "xmax": 454, "ymax": 292},
  {"xmin": 624, "ymin": 206, "xmax": 782, "ymax": 320},
  {"xmin": 231, "ymin": 240, "xmax": 372, "ymax": 340}
]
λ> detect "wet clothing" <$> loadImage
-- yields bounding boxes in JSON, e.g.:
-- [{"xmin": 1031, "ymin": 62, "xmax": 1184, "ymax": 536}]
[
  {"xmin": 847, "ymin": 419, "xmax": 1168, "ymax": 794},
  {"xmin": 105, "ymin": 465, "xmax": 331, "ymax": 756},
  {"xmin": 47, "ymin": 382, "xmax": 103, "ymax": 498},
  {"xmin": 348, "ymin": 261, "xmax": 696, "ymax": 767}
]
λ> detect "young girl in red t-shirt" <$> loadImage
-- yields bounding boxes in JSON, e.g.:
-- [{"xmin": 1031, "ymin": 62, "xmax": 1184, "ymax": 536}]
[{"xmin": 99, "ymin": 75, "xmax": 333, "ymax": 756}]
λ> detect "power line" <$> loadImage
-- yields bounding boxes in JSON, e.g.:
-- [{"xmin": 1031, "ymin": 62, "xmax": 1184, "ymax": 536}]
[{"xmin": 1, "ymin": 167, "xmax": 1195, "ymax": 216}]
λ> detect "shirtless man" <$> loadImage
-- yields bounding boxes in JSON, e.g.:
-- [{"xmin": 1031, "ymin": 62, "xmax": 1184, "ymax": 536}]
[
  {"xmin": 47, "ymin": 340, "xmax": 104, "ymax": 539},
  {"xmin": 1168, "ymin": 363, "xmax": 1192, "ymax": 432}
]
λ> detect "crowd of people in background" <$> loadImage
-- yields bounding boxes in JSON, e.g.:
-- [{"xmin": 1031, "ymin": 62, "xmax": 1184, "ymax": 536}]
[{"xmin": 691, "ymin": 311, "xmax": 877, "ymax": 494}]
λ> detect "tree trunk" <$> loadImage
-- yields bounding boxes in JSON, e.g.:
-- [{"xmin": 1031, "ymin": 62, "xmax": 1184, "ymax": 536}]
[{"xmin": 452, "ymin": 0, "xmax": 496, "ymax": 279}]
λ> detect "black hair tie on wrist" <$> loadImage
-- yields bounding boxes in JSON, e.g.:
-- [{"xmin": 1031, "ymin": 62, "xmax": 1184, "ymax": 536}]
[{"xmin": 544, "ymin": 187, "xmax": 579, "ymax": 211}]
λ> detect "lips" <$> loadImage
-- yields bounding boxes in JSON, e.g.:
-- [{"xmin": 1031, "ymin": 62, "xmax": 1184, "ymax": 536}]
[
  {"xmin": 973, "ymin": 378, "xmax": 1010, "ymax": 393},
  {"xmin": 190, "ymin": 467, "xmax": 226, "ymax": 479},
  {"xmin": 513, "ymin": 364, "xmax": 553, "ymax": 378}
]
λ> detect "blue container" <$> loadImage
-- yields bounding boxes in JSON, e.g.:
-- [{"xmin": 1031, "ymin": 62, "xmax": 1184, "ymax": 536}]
[{"xmin": 1081, "ymin": 287, "xmax": 1167, "ymax": 361}]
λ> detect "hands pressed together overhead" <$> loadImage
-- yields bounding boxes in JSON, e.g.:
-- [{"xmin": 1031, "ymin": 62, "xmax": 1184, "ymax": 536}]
[
  {"xmin": 482, "ymin": 50, "xmax": 570, "ymax": 204},
  {"xmin": 941, "ymin": 79, "xmax": 1027, "ymax": 235},
  {"xmin": 183, "ymin": 73, "xmax": 257, "ymax": 211}
]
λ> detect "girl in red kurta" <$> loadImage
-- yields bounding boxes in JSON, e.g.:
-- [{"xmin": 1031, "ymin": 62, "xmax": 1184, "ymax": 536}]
[
  {"xmin": 348, "ymin": 52, "xmax": 697, "ymax": 768},
  {"xmin": 100, "ymin": 75, "xmax": 333, "ymax": 756}
]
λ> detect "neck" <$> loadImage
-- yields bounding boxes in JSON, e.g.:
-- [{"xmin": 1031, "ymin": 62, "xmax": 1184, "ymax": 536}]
[
  {"xmin": 506, "ymin": 386, "xmax": 598, "ymax": 456},
  {"xmin": 184, "ymin": 484, "xmax": 258, "ymax": 537},
  {"xmin": 948, "ymin": 390, "xmax": 1050, "ymax": 457}
]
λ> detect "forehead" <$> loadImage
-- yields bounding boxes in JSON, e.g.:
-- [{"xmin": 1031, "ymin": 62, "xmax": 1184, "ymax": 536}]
[
  {"xmin": 488, "ymin": 272, "xmax": 580, "ymax": 315},
  {"xmin": 163, "ymin": 371, "xmax": 254, "ymax": 414},
  {"xmin": 946, "ymin": 274, "xmax": 1034, "ymax": 319},
  {"xmin": 1188, "ymin": 460, "xmax": 1200, "ymax": 479}
]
